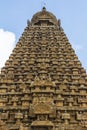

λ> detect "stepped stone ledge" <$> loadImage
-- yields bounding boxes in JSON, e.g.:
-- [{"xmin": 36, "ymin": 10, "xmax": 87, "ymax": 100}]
[{"xmin": 0, "ymin": 7, "xmax": 87, "ymax": 130}]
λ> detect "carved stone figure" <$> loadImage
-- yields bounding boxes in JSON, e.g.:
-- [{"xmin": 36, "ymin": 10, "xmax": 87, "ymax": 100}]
[{"xmin": 0, "ymin": 7, "xmax": 87, "ymax": 130}]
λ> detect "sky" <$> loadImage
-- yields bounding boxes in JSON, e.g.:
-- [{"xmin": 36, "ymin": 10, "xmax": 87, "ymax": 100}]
[{"xmin": 0, "ymin": 0, "xmax": 87, "ymax": 71}]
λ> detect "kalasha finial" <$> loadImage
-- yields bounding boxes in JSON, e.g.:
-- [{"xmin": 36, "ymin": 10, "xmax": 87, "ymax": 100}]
[
  {"xmin": 42, "ymin": 1, "xmax": 46, "ymax": 11},
  {"xmin": 42, "ymin": 6, "xmax": 46, "ymax": 11}
]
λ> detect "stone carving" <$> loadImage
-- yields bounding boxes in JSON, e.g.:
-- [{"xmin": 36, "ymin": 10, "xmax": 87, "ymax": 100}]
[{"xmin": 0, "ymin": 7, "xmax": 87, "ymax": 130}]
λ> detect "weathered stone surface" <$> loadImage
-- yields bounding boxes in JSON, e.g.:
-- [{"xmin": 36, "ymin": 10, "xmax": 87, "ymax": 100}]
[{"xmin": 0, "ymin": 7, "xmax": 87, "ymax": 130}]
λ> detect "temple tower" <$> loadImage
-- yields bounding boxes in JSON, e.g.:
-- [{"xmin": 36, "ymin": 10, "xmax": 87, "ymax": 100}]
[{"xmin": 0, "ymin": 7, "xmax": 87, "ymax": 130}]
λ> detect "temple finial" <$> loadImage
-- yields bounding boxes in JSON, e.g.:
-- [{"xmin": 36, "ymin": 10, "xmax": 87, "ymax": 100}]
[
  {"xmin": 41, "ymin": 1, "xmax": 46, "ymax": 11},
  {"xmin": 42, "ymin": 6, "xmax": 46, "ymax": 11}
]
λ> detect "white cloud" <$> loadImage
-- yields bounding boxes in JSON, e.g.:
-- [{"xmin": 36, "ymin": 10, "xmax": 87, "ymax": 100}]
[
  {"xmin": 0, "ymin": 29, "xmax": 16, "ymax": 70},
  {"xmin": 72, "ymin": 44, "xmax": 83, "ymax": 51}
]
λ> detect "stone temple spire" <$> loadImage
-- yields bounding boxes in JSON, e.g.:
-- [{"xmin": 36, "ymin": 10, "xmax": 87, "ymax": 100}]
[{"xmin": 0, "ymin": 8, "xmax": 87, "ymax": 130}]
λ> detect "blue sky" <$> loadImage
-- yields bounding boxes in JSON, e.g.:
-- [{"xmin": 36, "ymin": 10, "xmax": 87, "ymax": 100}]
[{"xmin": 0, "ymin": 0, "xmax": 87, "ymax": 71}]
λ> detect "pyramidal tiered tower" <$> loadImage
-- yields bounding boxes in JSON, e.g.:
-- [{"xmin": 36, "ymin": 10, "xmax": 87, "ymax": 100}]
[{"xmin": 0, "ymin": 7, "xmax": 87, "ymax": 130}]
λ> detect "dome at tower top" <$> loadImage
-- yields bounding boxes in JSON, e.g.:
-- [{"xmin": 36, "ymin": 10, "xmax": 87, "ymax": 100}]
[{"xmin": 31, "ymin": 7, "xmax": 58, "ymax": 25}]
